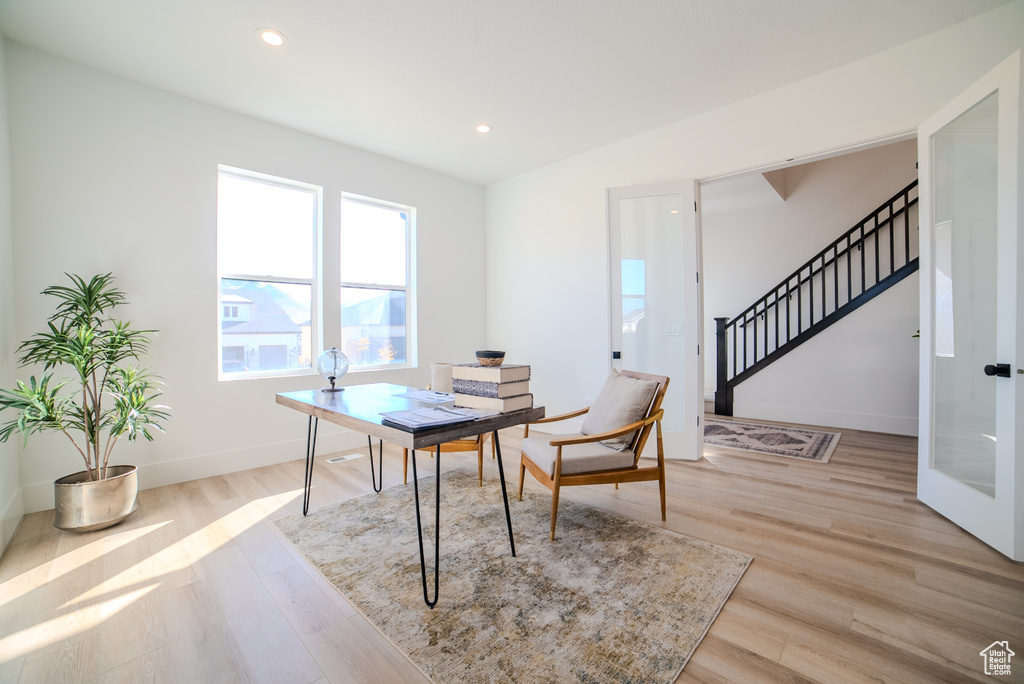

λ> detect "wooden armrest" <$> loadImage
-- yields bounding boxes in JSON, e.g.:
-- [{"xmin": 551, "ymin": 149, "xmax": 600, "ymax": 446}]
[
  {"xmin": 549, "ymin": 409, "xmax": 663, "ymax": 447},
  {"xmin": 529, "ymin": 406, "xmax": 590, "ymax": 425}
]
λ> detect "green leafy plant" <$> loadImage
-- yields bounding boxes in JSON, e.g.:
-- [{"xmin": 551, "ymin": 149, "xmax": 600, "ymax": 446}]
[{"xmin": 0, "ymin": 273, "xmax": 170, "ymax": 480}]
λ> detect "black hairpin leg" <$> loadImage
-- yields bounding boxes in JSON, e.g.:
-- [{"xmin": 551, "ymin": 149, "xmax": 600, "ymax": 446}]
[
  {"xmin": 410, "ymin": 445, "xmax": 441, "ymax": 609},
  {"xmin": 367, "ymin": 436, "xmax": 384, "ymax": 493},
  {"xmin": 302, "ymin": 416, "xmax": 319, "ymax": 516},
  {"xmin": 492, "ymin": 430, "xmax": 516, "ymax": 557}
]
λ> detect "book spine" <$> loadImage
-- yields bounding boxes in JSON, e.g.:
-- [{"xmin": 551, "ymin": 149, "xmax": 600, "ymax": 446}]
[
  {"xmin": 451, "ymin": 364, "xmax": 531, "ymax": 383},
  {"xmin": 454, "ymin": 393, "xmax": 533, "ymax": 412},
  {"xmin": 451, "ymin": 378, "xmax": 529, "ymax": 398}
]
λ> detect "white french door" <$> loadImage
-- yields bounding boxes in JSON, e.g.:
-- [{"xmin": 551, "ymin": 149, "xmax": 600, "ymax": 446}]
[
  {"xmin": 608, "ymin": 181, "xmax": 703, "ymax": 461},
  {"xmin": 917, "ymin": 51, "xmax": 1023, "ymax": 561}
]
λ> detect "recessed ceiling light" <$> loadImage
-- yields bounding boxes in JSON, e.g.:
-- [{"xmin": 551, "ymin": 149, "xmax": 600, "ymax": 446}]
[
  {"xmin": 670, "ymin": 210, "xmax": 679, "ymax": 214},
  {"xmin": 476, "ymin": 124, "xmax": 492, "ymax": 134},
  {"xmin": 259, "ymin": 29, "xmax": 286, "ymax": 46}
]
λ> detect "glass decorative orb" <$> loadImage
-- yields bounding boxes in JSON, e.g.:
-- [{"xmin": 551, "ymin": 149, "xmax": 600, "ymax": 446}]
[{"xmin": 317, "ymin": 348, "xmax": 349, "ymax": 392}]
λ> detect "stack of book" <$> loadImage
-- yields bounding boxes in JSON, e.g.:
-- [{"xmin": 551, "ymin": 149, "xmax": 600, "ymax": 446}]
[{"xmin": 451, "ymin": 363, "xmax": 532, "ymax": 412}]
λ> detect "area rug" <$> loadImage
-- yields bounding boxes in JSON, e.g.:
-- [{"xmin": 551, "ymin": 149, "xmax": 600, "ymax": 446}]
[
  {"xmin": 274, "ymin": 467, "xmax": 752, "ymax": 683},
  {"xmin": 704, "ymin": 418, "xmax": 841, "ymax": 462}
]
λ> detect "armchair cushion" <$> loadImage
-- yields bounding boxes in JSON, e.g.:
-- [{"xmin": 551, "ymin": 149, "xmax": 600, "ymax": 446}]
[
  {"xmin": 580, "ymin": 370, "xmax": 659, "ymax": 451},
  {"xmin": 522, "ymin": 433, "xmax": 636, "ymax": 477}
]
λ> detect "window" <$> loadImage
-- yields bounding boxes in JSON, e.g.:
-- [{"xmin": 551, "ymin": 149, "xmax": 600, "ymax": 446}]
[
  {"xmin": 217, "ymin": 167, "xmax": 320, "ymax": 378},
  {"xmin": 340, "ymin": 194, "xmax": 413, "ymax": 368},
  {"xmin": 217, "ymin": 167, "xmax": 415, "ymax": 379}
]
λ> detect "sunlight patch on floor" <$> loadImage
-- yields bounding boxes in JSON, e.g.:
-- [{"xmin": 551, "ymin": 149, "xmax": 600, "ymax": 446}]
[{"xmin": 0, "ymin": 585, "xmax": 155, "ymax": 661}]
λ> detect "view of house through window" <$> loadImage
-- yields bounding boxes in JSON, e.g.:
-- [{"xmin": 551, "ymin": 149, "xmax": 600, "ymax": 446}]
[
  {"xmin": 217, "ymin": 167, "xmax": 319, "ymax": 377},
  {"xmin": 217, "ymin": 167, "xmax": 414, "ymax": 378},
  {"xmin": 621, "ymin": 258, "xmax": 645, "ymax": 334},
  {"xmin": 340, "ymin": 195, "xmax": 412, "ymax": 368}
]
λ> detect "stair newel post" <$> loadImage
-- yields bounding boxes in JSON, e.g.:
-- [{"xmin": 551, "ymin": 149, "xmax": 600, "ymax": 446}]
[{"xmin": 714, "ymin": 317, "xmax": 734, "ymax": 416}]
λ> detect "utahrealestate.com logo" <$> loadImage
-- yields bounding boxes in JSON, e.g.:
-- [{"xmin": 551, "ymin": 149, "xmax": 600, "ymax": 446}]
[{"xmin": 980, "ymin": 641, "xmax": 1015, "ymax": 676}]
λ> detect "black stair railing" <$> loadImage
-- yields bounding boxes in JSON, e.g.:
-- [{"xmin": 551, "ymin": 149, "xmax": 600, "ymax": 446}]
[{"xmin": 714, "ymin": 179, "xmax": 919, "ymax": 416}]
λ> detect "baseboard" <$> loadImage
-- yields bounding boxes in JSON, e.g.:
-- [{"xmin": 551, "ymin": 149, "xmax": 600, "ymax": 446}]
[
  {"xmin": 730, "ymin": 401, "xmax": 918, "ymax": 436},
  {"xmin": 19, "ymin": 429, "xmax": 369, "ymax": 514},
  {"xmin": 0, "ymin": 485, "xmax": 24, "ymax": 556}
]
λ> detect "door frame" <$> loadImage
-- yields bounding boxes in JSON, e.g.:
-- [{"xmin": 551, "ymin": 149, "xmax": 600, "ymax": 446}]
[
  {"xmin": 693, "ymin": 132, "xmax": 917, "ymax": 417},
  {"xmin": 917, "ymin": 51, "xmax": 1021, "ymax": 561},
  {"xmin": 607, "ymin": 181, "xmax": 702, "ymax": 460}
]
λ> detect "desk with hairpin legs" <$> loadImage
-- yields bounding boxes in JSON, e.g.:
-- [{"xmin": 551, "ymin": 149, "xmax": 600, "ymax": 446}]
[{"xmin": 276, "ymin": 384, "xmax": 544, "ymax": 609}]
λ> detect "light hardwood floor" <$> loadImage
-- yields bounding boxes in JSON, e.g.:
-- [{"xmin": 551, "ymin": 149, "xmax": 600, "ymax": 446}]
[{"xmin": 1, "ymin": 421, "xmax": 1022, "ymax": 683}]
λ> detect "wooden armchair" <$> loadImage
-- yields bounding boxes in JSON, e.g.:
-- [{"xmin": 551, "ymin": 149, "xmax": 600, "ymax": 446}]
[
  {"xmin": 518, "ymin": 369, "xmax": 669, "ymax": 540},
  {"xmin": 402, "ymin": 435, "xmax": 494, "ymax": 486}
]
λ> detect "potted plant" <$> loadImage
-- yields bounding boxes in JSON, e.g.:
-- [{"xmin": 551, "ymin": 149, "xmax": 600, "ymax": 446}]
[{"xmin": 0, "ymin": 273, "xmax": 170, "ymax": 531}]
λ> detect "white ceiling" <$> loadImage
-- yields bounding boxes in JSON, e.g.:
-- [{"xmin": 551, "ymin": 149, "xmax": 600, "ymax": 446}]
[{"xmin": 0, "ymin": 0, "xmax": 1010, "ymax": 185}]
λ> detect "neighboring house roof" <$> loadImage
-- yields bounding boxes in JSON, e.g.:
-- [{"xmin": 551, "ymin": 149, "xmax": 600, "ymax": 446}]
[
  {"xmin": 222, "ymin": 294, "xmax": 253, "ymax": 305},
  {"xmin": 341, "ymin": 290, "xmax": 405, "ymax": 327},
  {"xmin": 623, "ymin": 308, "xmax": 644, "ymax": 323},
  {"xmin": 222, "ymin": 283, "xmax": 302, "ymax": 335}
]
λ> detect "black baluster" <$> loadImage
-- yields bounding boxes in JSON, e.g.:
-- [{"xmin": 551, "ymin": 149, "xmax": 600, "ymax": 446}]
[
  {"xmin": 889, "ymin": 202, "xmax": 896, "ymax": 277},
  {"xmin": 874, "ymin": 214, "xmax": 880, "ymax": 285},
  {"xmin": 809, "ymin": 264, "xmax": 814, "ymax": 327}
]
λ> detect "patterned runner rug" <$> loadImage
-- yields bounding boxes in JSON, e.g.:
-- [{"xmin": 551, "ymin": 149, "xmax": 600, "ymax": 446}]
[
  {"xmin": 704, "ymin": 418, "xmax": 841, "ymax": 462},
  {"xmin": 274, "ymin": 467, "xmax": 752, "ymax": 683}
]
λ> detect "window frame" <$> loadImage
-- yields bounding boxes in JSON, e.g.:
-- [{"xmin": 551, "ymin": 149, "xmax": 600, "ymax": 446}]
[
  {"xmin": 217, "ymin": 165, "xmax": 323, "ymax": 382},
  {"xmin": 339, "ymin": 192, "xmax": 415, "ymax": 372}
]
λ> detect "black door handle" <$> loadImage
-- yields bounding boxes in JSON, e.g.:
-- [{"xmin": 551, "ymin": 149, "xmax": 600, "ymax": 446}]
[{"xmin": 984, "ymin": 363, "xmax": 1011, "ymax": 378}]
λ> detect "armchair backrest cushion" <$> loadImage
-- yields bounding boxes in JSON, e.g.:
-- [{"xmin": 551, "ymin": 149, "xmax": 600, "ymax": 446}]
[{"xmin": 580, "ymin": 370, "xmax": 660, "ymax": 451}]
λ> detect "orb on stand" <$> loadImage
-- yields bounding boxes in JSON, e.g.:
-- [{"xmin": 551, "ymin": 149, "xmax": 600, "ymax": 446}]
[{"xmin": 317, "ymin": 348, "xmax": 350, "ymax": 392}]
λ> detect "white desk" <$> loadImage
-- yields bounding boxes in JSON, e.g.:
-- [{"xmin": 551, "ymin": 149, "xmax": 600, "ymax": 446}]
[{"xmin": 276, "ymin": 383, "xmax": 545, "ymax": 607}]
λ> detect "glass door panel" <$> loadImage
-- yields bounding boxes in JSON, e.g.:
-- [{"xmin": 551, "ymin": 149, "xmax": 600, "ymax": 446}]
[
  {"xmin": 931, "ymin": 92, "xmax": 999, "ymax": 497},
  {"xmin": 608, "ymin": 182, "xmax": 702, "ymax": 460},
  {"xmin": 618, "ymin": 195, "xmax": 686, "ymax": 434}
]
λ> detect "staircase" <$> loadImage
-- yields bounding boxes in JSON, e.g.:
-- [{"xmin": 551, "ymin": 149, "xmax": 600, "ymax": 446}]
[{"xmin": 714, "ymin": 180, "xmax": 918, "ymax": 416}]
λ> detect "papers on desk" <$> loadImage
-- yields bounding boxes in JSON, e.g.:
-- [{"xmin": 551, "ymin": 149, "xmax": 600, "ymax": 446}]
[
  {"xmin": 459, "ymin": 408, "xmax": 500, "ymax": 418},
  {"xmin": 380, "ymin": 405, "xmax": 478, "ymax": 429},
  {"xmin": 392, "ymin": 389, "xmax": 457, "ymax": 404}
]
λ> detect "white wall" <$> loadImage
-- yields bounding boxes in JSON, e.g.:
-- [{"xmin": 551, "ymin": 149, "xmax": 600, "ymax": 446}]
[
  {"xmin": 703, "ymin": 140, "xmax": 920, "ymax": 434},
  {"xmin": 0, "ymin": 33, "xmax": 23, "ymax": 551},
  {"xmin": 486, "ymin": 2, "xmax": 1024, "ymax": 444},
  {"xmin": 6, "ymin": 43, "xmax": 487, "ymax": 513}
]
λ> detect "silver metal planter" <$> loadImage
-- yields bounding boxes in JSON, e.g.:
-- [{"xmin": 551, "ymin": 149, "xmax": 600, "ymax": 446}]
[{"xmin": 53, "ymin": 465, "xmax": 139, "ymax": 532}]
